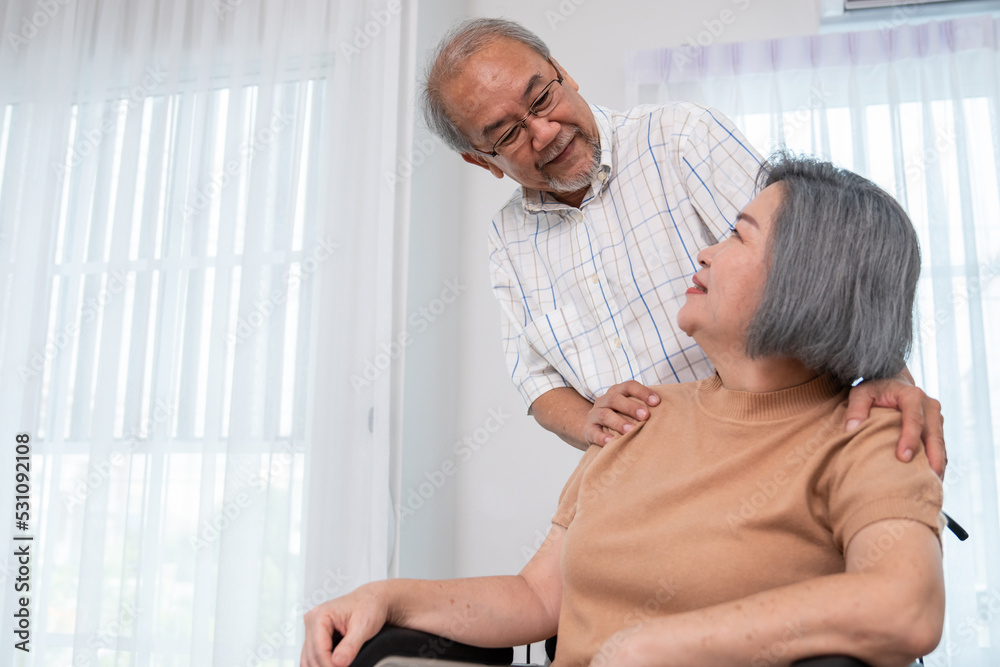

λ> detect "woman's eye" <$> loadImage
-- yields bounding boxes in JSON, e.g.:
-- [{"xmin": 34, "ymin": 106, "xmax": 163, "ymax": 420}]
[{"xmin": 728, "ymin": 227, "xmax": 741, "ymax": 240}]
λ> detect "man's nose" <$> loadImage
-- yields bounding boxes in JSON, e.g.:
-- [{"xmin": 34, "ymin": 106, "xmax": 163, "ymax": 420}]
[{"xmin": 527, "ymin": 115, "xmax": 561, "ymax": 151}]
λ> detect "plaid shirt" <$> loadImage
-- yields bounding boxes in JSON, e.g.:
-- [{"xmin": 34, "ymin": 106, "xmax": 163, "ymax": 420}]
[{"xmin": 488, "ymin": 103, "xmax": 762, "ymax": 409}]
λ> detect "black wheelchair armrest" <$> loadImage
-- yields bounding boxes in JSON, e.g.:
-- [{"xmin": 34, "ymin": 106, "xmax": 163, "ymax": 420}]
[
  {"xmin": 342, "ymin": 626, "xmax": 882, "ymax": 667},
  {"xmin": 339, "ymin": 625, "xmax": 513, "ymax": 667}
]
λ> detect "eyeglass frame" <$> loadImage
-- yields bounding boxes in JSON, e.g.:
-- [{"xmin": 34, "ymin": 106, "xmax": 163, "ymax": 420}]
[{"xmin": 471, "ymin": 58, "xmax": 565, "ymax": 158}]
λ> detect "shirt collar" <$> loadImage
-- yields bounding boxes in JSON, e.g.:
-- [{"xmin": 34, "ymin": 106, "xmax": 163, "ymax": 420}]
[{"xmin": 521, "ymin": 104, "xmax": 614, "ymax": 213}]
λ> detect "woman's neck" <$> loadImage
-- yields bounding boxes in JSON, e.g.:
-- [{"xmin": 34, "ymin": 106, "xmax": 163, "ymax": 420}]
[{"xmin": 710, "ymin": 348, "xmax": 819, "ymax": 393}]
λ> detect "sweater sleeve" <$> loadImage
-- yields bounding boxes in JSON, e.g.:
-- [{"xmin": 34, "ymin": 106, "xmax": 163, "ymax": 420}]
[{"xmin": 822, "ymin": 407, "xmax": 944, "ymax": 553}]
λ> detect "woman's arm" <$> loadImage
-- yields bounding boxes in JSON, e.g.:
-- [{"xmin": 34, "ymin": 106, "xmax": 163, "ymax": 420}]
[
  {"xmin": 300, "ymin": 524, "xmax": 565, "ymax": 667},
  {"xmin": 593, "ymin": 518, "xmax": 943, "ymax": 667}
]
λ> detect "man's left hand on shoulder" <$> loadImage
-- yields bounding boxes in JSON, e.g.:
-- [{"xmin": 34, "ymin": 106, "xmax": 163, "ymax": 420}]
[{"xmin": 845, "ymin": 369, "xmax": 946, "ymax": 479}]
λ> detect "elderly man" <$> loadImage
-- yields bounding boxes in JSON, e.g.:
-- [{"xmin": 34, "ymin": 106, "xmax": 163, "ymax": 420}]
[{"xmin": 420, "ymin": 18, "xmax": 945, "ymax": 469}]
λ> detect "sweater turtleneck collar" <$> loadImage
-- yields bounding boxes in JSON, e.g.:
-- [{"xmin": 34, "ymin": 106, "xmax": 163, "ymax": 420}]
[{"xmin": 696, "ymin": 373, "xmax": 847, "ymax": 422}]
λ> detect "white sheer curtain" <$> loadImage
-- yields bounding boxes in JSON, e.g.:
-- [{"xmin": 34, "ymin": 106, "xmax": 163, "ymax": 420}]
[
  {"xmin": 627, "ymin": 14, "xmax": 1000, "ymax": 666},
  {"xmin": 0, "ymin": 0, "xmax": 408, "ymax": 664}
]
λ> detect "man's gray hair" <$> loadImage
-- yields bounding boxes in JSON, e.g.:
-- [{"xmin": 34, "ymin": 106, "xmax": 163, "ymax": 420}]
[
  {"xmin": 419, "ymin": 18, "xmax": 551, "ymax": 154},
  {"xmin": 746, "ymin": 154, "xmax": 921, "ymax": 387}
]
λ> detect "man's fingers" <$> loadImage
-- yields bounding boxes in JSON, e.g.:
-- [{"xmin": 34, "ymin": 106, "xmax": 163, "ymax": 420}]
[
  {"xmin": 600, "ymin": 405, "xmax": 641, "ymax": 433},
  {"xmin": 893, "ymin": 387, "xmax": 930, "ymax": 464},
  {"xmin": 847, "ymin": 376, "xmax": 948, "ymax": 475},
  {"xmin": 922, "ymin": 401, "xmax": 947, "ymax": 479},
  {"xmin": 895, "ymin": 411, "xmax": 923, "ymax": 463},
  {"xmin": 617, "ymin": 380, "xmax": 660, "ymax": 407},
  {"xmin": 584, "ymin": 423, "xmax": 613, "ymax": 447},
  {"xmin": 844, "ymin": 385, "xmax": 877, "ymax": 432},
  {"xmin": 602, "ymin": 392, "xmax": 652, "ymax": 421}
]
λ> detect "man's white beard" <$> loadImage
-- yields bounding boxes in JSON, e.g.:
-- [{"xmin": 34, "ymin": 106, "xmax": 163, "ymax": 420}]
[{"xmin": 541, "ymin": 131, "xmax": 602, "ymax": 195}]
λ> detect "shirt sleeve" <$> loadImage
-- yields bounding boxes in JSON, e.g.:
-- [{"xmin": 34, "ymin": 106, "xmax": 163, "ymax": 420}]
[
  {"xmin": 676, "ymin": 105, "xmax": 763, "ymax": 243},
  {"xmin": 822, "ymin": 408, "xmax": 944, "ymax": 553},
  {"xmin": 488, "ymin": 223, "xmax": 572, "ymax": 412}
]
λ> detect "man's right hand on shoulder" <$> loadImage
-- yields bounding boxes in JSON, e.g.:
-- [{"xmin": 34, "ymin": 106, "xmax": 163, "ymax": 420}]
[
  {"xmin": 585, "ymin": 380, "xmax": 659, "ymax": 446},
  {"xmin": 530, "ymin": 381, "xmax": 660, "ymax": 450},
  {"xmin": 301, "ymin": 584, "xmax": 390, "ymax": 667}
]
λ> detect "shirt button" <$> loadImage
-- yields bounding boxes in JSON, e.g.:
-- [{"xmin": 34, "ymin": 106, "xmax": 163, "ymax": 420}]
[
  {"xmin": 614, "ymin": 337, "xmax": 622, "ymax": 348},
  {"xmin": 598, "ymin": 171, "xmax": 607, "ymax": 182},
  {"xmin": 590, "ymin": 273, "xmax": 599, "ymax": 285}
]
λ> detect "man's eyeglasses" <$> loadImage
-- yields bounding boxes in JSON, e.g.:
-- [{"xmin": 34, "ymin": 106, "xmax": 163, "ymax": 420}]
[{"xmin": 475, "ymin": 59, "xmax": 564, "ymax": 157}]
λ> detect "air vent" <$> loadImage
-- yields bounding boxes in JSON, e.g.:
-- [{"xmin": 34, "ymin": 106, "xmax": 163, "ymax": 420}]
[{"xmin": 846, "ymin": 0, "xmax": 980, "ymax": 8}]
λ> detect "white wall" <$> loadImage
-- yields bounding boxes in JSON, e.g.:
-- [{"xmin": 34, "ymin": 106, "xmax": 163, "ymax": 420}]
[{"xmin": 400, "ymin": 0, "xmax": 823, "ymax": 580}]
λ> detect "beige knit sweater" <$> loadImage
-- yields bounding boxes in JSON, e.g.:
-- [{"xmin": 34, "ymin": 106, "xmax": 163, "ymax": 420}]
[{"xmin": 551, "ymin": 374, "xmax": 942, "ymax": 667}]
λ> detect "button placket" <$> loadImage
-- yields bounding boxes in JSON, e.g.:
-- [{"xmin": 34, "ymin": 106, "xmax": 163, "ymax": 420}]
[{"xmin": 576, "ymin": 208, "xmax": 634, "ymax": 382}]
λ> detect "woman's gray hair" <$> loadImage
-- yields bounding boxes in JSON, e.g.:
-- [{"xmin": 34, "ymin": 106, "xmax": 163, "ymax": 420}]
[
  {"xmin": 745, "ymin": 153, "xmax": 921, "ymax": 386},
  {"xmin": 419, "ymin": 18, "xmax": 551, "ymax": 154}
]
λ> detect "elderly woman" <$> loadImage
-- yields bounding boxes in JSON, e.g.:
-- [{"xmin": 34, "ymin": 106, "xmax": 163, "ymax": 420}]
[{"xmin": 301, "ymin": 155, "xmax": 944, "ymax": 667}]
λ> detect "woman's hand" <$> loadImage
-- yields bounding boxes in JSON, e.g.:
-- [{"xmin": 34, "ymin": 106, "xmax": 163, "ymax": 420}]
[
  {"xmin": 300, "ymin": 583, "xmax": 390, "ymax": 667},
  {"xmin": 845, "ymin": 373, "xmax": 946, "ymax": 478}
]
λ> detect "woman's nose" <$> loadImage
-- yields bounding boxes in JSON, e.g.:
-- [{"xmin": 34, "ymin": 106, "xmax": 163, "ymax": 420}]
[{"xmin": 697, "ymin": 245, "xmax": 715, "ymax": 267}]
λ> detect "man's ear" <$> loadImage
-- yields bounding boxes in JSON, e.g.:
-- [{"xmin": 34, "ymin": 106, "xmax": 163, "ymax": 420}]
[
  {"xmin": 550, "ymin": 57, "xmax": 579, "ymax": 92},
  {"xmin": 461, "ymin": 152, "xmax": 506, "ymax": 179}
]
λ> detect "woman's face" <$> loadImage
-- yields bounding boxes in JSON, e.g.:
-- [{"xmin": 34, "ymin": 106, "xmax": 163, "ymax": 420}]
[{"xmin": 677, "ymin": 183, "xmax": 783, "ymax": 348}]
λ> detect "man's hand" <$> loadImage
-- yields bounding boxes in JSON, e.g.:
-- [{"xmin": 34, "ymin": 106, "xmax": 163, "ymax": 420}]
[
  {"xmin": 585, "ymin": 381, "xmax": 660, "ymax": 446},
  {"xmin": 845, "ymin": 374, "xmax": 946, "ymax": 478},
  {"xmin": 301, "ymin": 584, "xmax": 389, "ymax": 667}
]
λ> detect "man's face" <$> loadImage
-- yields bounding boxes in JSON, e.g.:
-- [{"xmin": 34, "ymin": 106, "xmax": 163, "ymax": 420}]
[{"xmin": 441, "ymin": 39, "xmax": 601, "ymax": 201}]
